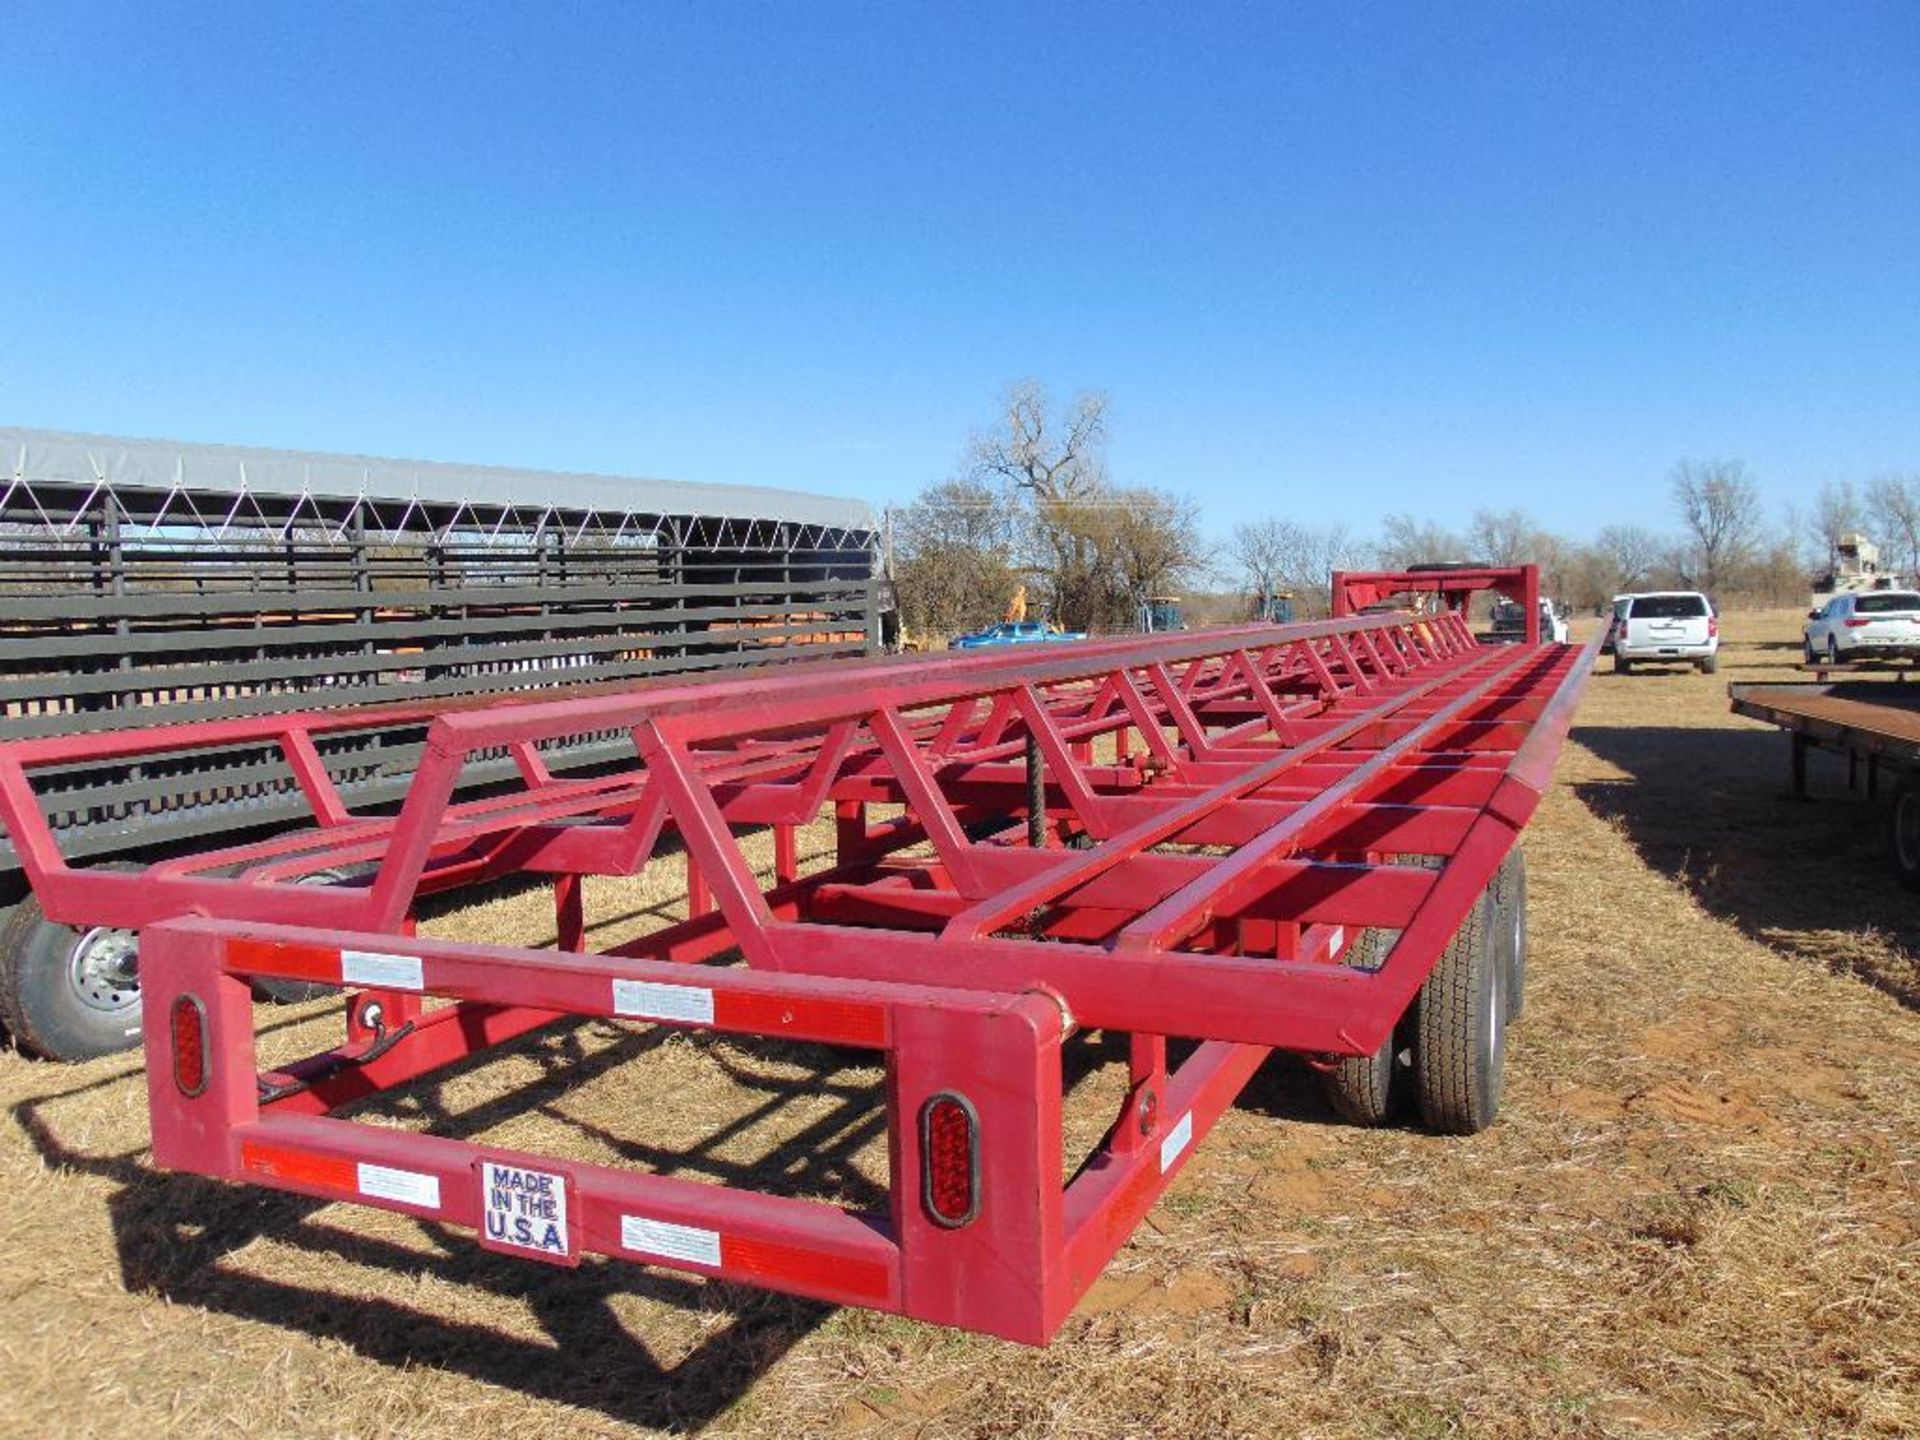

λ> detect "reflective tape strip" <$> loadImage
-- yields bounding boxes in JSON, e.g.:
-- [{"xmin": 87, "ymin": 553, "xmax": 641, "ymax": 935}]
[
  {"xmin": 341, "ymin": 950, "xmax": 425, "ymax": 991},
  {"xmin": 229, "ymin": 937, "xmax": 337, "ymax": 983},
  {"xmin": 228, "ymin": 939, "xmax": 427, "ymax": 991},
  {"xmin": 618, "ymin": 1214, "xmax": 891, "ymax": 1303},
  {"xmin": 1158, "ymin": 1111, "xmax": 1194, "ymax": 1173},
  {"xmin": 726, "ymin": 1234, "xmax": 891, "ymax": 1302},
  {"xmin": 242, "ymin": 1139, "xmax": 353, "ymax": 1192},
  {"xmin": 240, "ymin": 1140, "xmax": 440, "ymax": 1212},
  {"xmin": 357, "ymin": 1162, "xmax": 440, "ymax": 1210},
  {"xmin": 621, "ymin": 1215, "xmax": 721, "ymax": 1268},
  {"xmin": 714, "ymin": 991, "xmax": 887, "ymax": 1047},
  {"xmin": 611, "ymin": 978, "xmax": 715, "ymax": 1025}
]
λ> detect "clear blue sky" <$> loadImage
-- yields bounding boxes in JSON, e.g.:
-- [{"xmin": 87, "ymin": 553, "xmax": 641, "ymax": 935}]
[{"xmin": 3, "ymin": 3, "xmax": 1915, "ymax": 540}]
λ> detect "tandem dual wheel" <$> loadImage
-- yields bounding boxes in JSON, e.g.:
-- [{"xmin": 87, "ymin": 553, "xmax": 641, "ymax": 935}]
[{"xmin": 1321, "ymin": 847, "xmax": 1527, "ymax": 1136}]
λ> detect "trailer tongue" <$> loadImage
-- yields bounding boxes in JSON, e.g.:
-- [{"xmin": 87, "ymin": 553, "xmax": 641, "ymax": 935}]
[{"xmin": 0, "ymin": 565, "xmax": 1594, "ymax": 1343}]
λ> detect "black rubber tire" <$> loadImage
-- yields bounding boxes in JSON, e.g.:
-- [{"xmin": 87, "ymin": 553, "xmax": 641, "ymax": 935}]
[
  {"xmin": 252, "ymin": 867, "xmax": 367, "ymax": 1003},
  {"xmin": 1319, "ymin": 927, "xmax": 1409, "ymax": 1125},
  {"xmin": 1890, "ymin": 776, "xmax": 1920, "ymax": 892},
  {"xmin": 1411, "ymin": 886, "xmax": 1507, "ymax": 1135},
  {"xmin": 1828, "ymin": 638, "xmax": 1841, "ymax": 664},
  {"xmin": 1698, "ymin": 653, "xmax": 1719, "ymax": 675},
  {"xmin": 1614, "ymin": 655, "xmax": 1633, "ymax": 674},
  {"xmin": 1804, "ymin": 639, "xmax": 1817, "ymax": 664},
  {"xmin": 0, "ymin": 888, "xmax": 143, "ymax": 1061},
  {"xmin": 1492, "ymin": 848, "xmax": 1528, "ymax": 1022}
]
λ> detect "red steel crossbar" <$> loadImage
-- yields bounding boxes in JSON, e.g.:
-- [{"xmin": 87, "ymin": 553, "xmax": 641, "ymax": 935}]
[{"xmin": 0, "ymin": 567, "xmax": 1597, "ymax": 1342}]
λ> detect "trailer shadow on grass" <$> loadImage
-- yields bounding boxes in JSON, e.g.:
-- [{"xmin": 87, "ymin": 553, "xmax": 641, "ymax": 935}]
[
  {"xmin": 11, "ymin": 1021, "xmax": 842, "ymax": 1433},
  {"xmin": 1571, "ymin": 722, "xmax": 1920, "ymax": 1010},
  {"xmin": 9, "ymin": 1008, "xmax": 1350, "ymax": 1430}
]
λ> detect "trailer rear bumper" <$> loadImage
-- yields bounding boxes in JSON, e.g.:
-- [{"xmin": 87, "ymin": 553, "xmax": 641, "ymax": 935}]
[{"xmin": 142, "ymin": 917, "xmax": 1273, "ymax": 1344}]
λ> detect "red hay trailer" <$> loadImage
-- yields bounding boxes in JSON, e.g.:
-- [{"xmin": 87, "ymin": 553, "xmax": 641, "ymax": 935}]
[{"xmin": 0, "ymin": 565, "xmax": 1593, "ymax": 1344}]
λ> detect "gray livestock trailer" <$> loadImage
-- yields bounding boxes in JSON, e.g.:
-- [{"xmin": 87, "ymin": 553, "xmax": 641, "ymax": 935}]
[{"xmin": 0, "ymin": 427, "xmax": 880, "ymax": 1058}]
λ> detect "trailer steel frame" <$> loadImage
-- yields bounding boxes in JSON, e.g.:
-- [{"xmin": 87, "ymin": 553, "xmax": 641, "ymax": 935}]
[{"xmin": 0, "ymin": 571, "xmax": 1594, "ymax": 1342}]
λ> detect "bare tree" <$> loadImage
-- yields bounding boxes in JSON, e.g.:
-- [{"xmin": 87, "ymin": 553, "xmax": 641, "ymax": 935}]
[
  {"xmin": 1591, "ymin": 523, "xmax": 1664, "ymax": 595},
  {"xmin": 968, "ymin": 379, "xmax": 1110, "ymax": 504},
  {"xmin": 1108, "ymin": 489, "xmax": 1206, "ymax": 613},
  {"xmin": 1867, "ymin": 474, "xmax": 1920, "ymax": 582},
  {"xmin": 1231, "ymin": 517, "xmax": 1366, "ymax": 617},
  {"xmin": 1671, "ymin": 459, "xmax": 1764, "ymax": 595},
  {"xmin": 1467, "ymin": 508, "xmax": 1538, "ymax": 567},
  {"xmin": 1230, "ymin": 519, "xmax": 1290, "ymax": 601},
  {"xmin": 1813, "ymin": 480, "xmax": 1865, "ymax": 565},
  {"xmin": 1376, "ymin": 513, "xmax": 1465, "ymax": 569},
  {"xmin": 892, "ymin": 477, "xmax": 1021, "ymax": 641},
  {"xmin": 1023, "ymin": 488, "xmax": 1204, "ymax": 633}
]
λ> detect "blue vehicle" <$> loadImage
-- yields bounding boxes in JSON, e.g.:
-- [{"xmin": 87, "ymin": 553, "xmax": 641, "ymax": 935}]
[{"xmin": 950, "ymin": 620, "xmax": 1088, "ymax": 649}]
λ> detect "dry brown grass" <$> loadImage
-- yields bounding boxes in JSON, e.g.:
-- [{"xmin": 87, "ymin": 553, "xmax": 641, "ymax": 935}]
[{"xmin": 2, "ymin": 609, "xmax": 1917, "ymax": 1438}]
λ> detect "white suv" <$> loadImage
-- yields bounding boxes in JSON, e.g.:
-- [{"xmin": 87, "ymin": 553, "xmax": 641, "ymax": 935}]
[
  {"xmin": 1613, "ymin": 592, "xmax": 1719, "ymax": 674},
  {"xmin": 1805, "ymin": 591, "xmax": 1920, "ymax": 663}
]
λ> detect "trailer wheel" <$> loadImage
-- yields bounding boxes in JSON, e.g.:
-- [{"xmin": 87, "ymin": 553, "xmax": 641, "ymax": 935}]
[
  {"xmin": 0, "ymin": 889, "xmax": 143, "ymax": 1061},
  {"xmin": 1890, "ymin": 776, "xmax": 1920, "ymax": 891},
  {"xmin": 1411, "ymin": 887, "xmax": 1506, "ymax": 1135},
  {"xmin": 1492, "ymin": 847, "xmax": 1528, "ymax": 1022},
  {"xmin": 1319, "ymin": 927, "xmax": 1409, "ymax": 1125},
  {"xmin": 252, "ymin": 867, "xmax": 369, "ymax": 1004}
]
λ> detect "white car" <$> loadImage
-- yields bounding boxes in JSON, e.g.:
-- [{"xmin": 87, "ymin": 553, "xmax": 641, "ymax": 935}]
[
  {"xmin": 1804, "ymin": 590, "xmax": 1920, "ymax": 663},
  {"xmin": 1613, "ymin": 591, "xmax": 1719, "ymax": 674}
]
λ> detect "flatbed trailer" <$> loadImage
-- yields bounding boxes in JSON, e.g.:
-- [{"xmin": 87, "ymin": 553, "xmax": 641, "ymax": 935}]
[
  {"xmin": 0, "ymin": 566, "xmax": 1594, "ymax": 1343},
  {"xmin": 1730, "ymin": 677, "xmax": 1920, "ymax": 888}
]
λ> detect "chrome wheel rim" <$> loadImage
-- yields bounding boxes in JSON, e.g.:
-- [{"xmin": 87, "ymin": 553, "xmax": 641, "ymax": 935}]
[{"xmin": 68, "ymin": 926, "xmax": 141, "ymax": 1014}]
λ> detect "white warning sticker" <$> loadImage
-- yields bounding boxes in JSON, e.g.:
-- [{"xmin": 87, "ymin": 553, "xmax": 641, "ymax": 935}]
[
  {"xmin": 357, "ymin": 1162, "xmax": 441, "ymax": 1210},
  {"xmin": 480, "ymin": 1160, "xmax": 571, "ymax": 1261},
  {"xmin": 1158, "ymin": 1111, "xmax": 1194, "ymax": 1173},
  {"xmin": 341, "ymin": 949, "xmax": 424, "ymax": 991},
  {"xmin": 1327, "ymin": 925, "xmax": 1346, "ymax": 959},
  {"xmin": 621, "ymin": 1214, "xmax": 723, "ymax": 1268},
  {"xmin": 611, "ymin": 978, "xmax": 715, "ymax": 1026}
]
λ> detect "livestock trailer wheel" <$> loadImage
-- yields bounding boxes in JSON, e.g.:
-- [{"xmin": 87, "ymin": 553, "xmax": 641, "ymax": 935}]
[
  {"xmin": 1411, "ymin": 887, "xmax": 1506, "ymax": 1135},
  {"xmin": 1492, "ymin": 847, "xmax": 1528, "ymax": 1022},
  {"xmin": 1319, "ymin": 927, "xmax": 1410, "ymax": 1125},
  {"xmin": 0, "ymin": 889, "xmax": 143, "ymax": 1060},
  {"xmin": 1889, "ymin": 775, "xmax": 1920, "ymax": 892}
]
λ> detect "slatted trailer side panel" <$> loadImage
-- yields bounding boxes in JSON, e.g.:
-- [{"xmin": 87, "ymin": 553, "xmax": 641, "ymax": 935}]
[{"xmin": 0, "ymin": 428, "xmax": 877, "ymax": 1056}]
